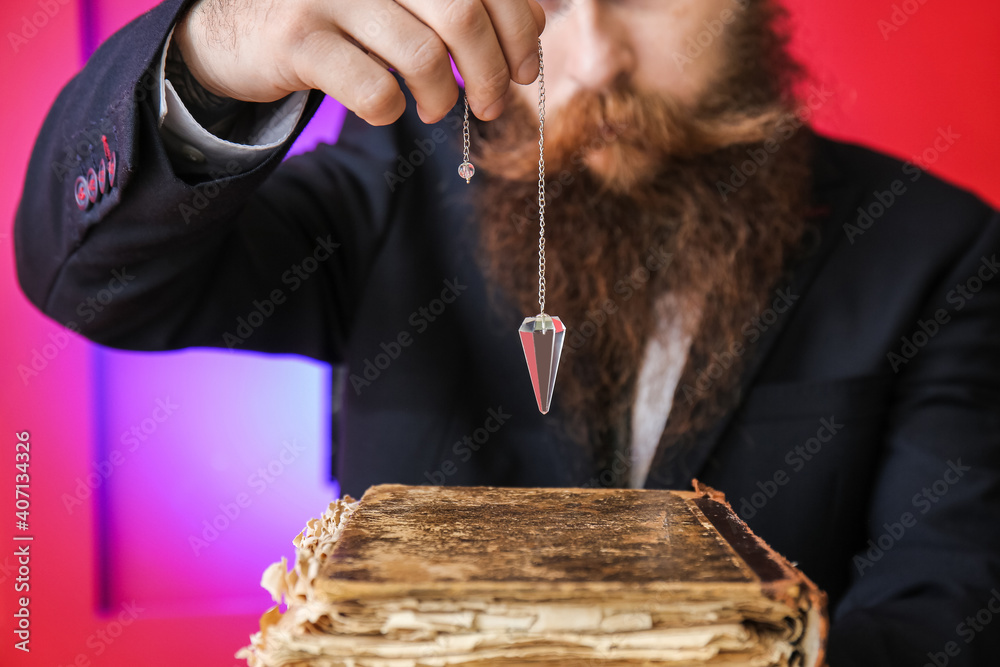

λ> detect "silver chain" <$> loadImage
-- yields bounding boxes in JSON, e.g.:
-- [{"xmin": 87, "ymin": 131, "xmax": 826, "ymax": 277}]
[
  {"xmin": 462, "ymin": 95, "xmax": 471, "ymax": 166},
  {"xmin": 458, "ymin": 95, "xmax": 474, "ymax": 183},
  {"xmin": 536, "ymin": 39, "xmax": 547, "ymax": 315},
  {"xmin": 458, "ymin": 39, "xmax": 547, "ymax": 313}
]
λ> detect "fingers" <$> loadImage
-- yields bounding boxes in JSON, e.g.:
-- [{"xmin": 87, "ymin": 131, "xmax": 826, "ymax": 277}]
[
  {"xmin": 293, "ymin": 0, "xmax": 545, "ymax": 126},
  {"xmin": 398, "ymin": 0, "xmax": 542, "ymax": 120},
  {"xmin": 292, "ymin": 30, "xmax": 406, "ymax": 126},
  {"xmin": 398, "ymin": 0, "xmax": 506, "ymax": 120},
  {"xmin": 527, "ymin": 0, "xmax": 547, "ymax": 36},
  {"xmin": 482, "ymin": 0, "xmax": 545, "ymax": 85},
  {"xmin": 335, "ymin": 0, "xmax": 460, "ymax": 124}
]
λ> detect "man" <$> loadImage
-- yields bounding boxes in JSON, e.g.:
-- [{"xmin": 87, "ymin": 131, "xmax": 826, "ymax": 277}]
[{"xmin": 14, "ymin": 0, "xmax": 1000, "ymax": 664}]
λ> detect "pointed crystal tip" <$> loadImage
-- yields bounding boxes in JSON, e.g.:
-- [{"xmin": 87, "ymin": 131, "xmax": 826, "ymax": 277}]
[{"xmin": 518, "ymin": 315, "xmax": 566, "ymax": 414}]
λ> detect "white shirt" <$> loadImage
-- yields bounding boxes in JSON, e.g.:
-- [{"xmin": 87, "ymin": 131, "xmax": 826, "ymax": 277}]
[
  {"xmin": 628, "ymin": 294, "xmax": 692, "ymax": 488},
  {"xmin": 154, "ymin": 26, "xmax": 309, "ymax": 175}
]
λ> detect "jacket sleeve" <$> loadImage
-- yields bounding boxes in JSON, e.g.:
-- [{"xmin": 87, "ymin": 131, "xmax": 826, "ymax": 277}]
[
  {"xmin": 14, "ymin": 0, "xmax": 403, "ymax": 365},
  {"xmin": 827, "ymin": 207, "xmax": 1000, "ymax": 666}
]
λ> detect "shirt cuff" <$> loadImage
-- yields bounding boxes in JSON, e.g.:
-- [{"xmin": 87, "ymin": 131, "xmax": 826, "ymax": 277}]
[{"xmin": 155, "ymin": 25, "xmax": 309, "ymax": 175}]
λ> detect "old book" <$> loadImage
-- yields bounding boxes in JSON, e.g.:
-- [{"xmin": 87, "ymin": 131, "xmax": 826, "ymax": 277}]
[{"xmin": 237, "ymin": 483, "xmax": 827, "ymax": 666}]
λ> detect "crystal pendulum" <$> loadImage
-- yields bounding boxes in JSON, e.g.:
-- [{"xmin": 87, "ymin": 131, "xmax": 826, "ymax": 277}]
[
  {"xmin": 457, "ymin": 95, "xmax": 475, "ymax": 183},
  {"xmin": 517, "ymin": 40, "xmax": 565, "ymax": 415},
  {"xmin": 459, "ymin": 40, "xmax": 565, "ymax": 414}
]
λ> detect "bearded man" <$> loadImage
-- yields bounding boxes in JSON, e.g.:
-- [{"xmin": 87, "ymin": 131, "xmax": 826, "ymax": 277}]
[{"xmin": 14, "ymin": 0, "xmax": 1000, "ymax": 664}]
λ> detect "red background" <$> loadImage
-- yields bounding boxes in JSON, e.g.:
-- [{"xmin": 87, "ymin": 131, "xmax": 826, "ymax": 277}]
[{"xmin": 1, "ymin": 1, "xmax": 998, "ymax": 665}]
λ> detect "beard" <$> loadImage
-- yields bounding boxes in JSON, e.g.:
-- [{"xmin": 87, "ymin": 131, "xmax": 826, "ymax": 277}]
[{"xmin": 470, "ymin": 0, "xmax": 817, "ymax": 484}]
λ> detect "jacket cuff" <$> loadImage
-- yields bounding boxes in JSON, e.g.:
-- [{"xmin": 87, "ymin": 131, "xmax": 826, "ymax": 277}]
[{"xmin": 156, "ymin": 24, "xmax": 310, "ymax": 175}]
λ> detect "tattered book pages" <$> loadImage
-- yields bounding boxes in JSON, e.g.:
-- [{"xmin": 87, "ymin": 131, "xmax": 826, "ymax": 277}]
[{"xmin": 237, "ymin": 484, "xmax": 827, "ymax": 666}]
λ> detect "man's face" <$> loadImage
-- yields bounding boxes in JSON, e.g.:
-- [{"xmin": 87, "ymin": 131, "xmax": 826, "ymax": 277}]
[
  {"xmin": 474, "ymin": 0, "xmax": 811, "ymax": 454},
  {"xmin": 502, "ymin": 0, "xmax": 745, "ymax": 190},
  {"xmin": 516, "ymin": 0, "xmax": 737, "ymax": 111}
]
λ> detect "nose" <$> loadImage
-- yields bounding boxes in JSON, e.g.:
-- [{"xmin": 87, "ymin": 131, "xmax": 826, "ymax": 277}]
[{"xmin": 566, "ymin": 1, "xmax": 636, "ymax": 91}]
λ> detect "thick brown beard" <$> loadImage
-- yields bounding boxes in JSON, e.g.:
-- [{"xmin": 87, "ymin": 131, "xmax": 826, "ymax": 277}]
[{"xmin": 471, "ymin": 0, "xmax": 816, "ymax": 483}]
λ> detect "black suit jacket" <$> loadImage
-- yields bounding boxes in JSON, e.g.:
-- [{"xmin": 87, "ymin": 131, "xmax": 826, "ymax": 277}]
[{"xmin": 14, "ymin": 1, "xmax": 1000, "ymax": 664}]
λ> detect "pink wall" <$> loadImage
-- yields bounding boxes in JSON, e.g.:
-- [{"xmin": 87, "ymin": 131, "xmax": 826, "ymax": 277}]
[
  {"xmin": 1, "ymin": 1, "xmax": 999, "ymax": 665},
  {"xmin": 786, "ymin": 1, "xmax": 1000, "ymax": 205}
]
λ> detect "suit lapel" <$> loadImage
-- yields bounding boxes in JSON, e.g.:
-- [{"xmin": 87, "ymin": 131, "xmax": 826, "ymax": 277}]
[{"xmin": 644, "ymin": 138, "xmax": 864, "ymax": 489}]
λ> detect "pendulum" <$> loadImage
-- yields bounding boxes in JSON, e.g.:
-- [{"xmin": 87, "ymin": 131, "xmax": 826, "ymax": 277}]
[
  {"xmin": 457, "ymin": 95, "xmax": 475, "ymax": 183},
  {"xmin": 459, "ymin": 40, "xmax": 565, "ymax": 415},
  {"xmin": 517, "ymin": 40, "xmax": 565, "ymax": 415}
]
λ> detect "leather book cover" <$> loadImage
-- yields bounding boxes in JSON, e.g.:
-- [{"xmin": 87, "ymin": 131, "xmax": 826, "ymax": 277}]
[{"xmin": 238, "ymin": 483, "xmax": 828, "ymax": 666}]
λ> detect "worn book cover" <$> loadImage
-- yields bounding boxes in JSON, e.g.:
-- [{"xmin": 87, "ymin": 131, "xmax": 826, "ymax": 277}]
[{"xmin": 238, "ymin": 483, "xmax": 828, "ymax": 666}]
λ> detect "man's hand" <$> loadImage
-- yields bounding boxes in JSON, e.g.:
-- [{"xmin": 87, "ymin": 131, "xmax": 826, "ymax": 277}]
[{"xmin": 173, "ymin": 0, "xmax": 546, "ymax": 126}]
